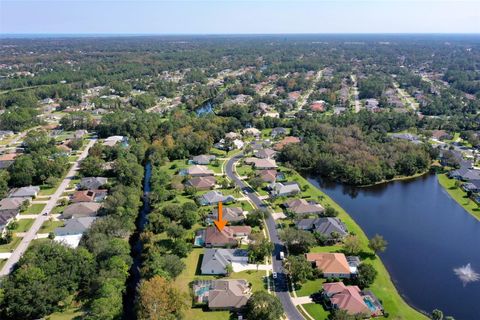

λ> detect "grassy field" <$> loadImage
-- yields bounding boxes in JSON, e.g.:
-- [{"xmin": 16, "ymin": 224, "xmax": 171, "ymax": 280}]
[
  {"xmin": 0, "ymin": 236, "xmax": 21, "ymax": 253},
  {"xmin": 12, "ymin": 219, "xmax": 35, "ymax": 233},
  {"xmin": 437, "ymin": 173, "xmax": 480, "ymax": 221},
  {"xmin": 175, "ymin": 248, "xmax": 267, "ymax": 320},
  {"xmin": 21, "ymin": 203, "xmax": 46, "ymax": 215},
  {"xmin": 302, "ymin": 303, "xmax": 330, "ymax": 320},
  {"xmin": 39, "ymin": 220, "xmax": 65, "ymax": 233},
  {"xmin": 295, "ymin": 278, "xmax": 325, "ymax": 297},
  {"xmin": 45, "ymin": 304, "xmax": 84, "ymax": 320},
  {"xmin": 276, "ymin": 166, "xmax": 429, "ymax": 320}
]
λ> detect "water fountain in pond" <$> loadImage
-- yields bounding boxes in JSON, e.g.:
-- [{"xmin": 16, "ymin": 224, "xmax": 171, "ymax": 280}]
[{"xmin": 453, "ymin": 263, "xmax": 480, "ymax": 286}]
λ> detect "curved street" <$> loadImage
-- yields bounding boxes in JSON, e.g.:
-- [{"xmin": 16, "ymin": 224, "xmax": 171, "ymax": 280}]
[{"xmin": 225, "ymin": 153, "xmax": 305, "ymax": 320}]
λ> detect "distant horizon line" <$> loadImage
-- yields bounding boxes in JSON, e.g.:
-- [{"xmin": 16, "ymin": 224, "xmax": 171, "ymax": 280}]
[{"xmin": 1, "ymin": 32, "xmax": 480, "ymax": 38}]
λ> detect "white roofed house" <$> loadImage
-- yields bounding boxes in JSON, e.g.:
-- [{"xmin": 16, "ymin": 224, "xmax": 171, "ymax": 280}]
[
  {"xmin": 54, "ymin": 217, "xmax": 96, "ymax": 248},
  {"xmin": 267, "ymin": 182, "xmax": 301, "ymax": 197},
  {"xmin": 102, "ymin": 135, "xmax": 127, "ymax": 147},
  {"xmin": 187, "ymin": 165, "xmax": 215, "ymax": 177},
  {"xmin": 9, "ymin": 186, "xmax": 40, "ymax": 198},
  {"xmin": 242, "ymin": 127, "xmax": 261, "ymax": 138}
]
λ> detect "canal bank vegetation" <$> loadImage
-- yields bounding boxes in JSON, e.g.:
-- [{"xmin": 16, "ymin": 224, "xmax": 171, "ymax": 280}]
[
  {"xmin": 437, "ymin": 173, "xmax": 480, "ymax": 221},
  {"xmin": 0, "ymin": 139, "xmax": 145, "ymax": 320}
]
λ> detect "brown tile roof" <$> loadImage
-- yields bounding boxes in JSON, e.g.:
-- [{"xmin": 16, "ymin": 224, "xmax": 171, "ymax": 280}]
[
  {"xmin": 258, "ymin": 169, "xmax": 277, "ymax": 183},
  {"xmin": 208, "ymin": 279, "xmax": 251, "ymax": 309},
  {"xmin": 187, "ymin": 165, "xmax": 215, "ymax": 177},
  {"xmin": 71, "ymin": 190, "xmax": 100, "ymax": 203},
  {"xmin": 204, "ymin": 226, "xmax": 251, "ymax": 247},
  {"xmin": 305, "ymin": 252, "xmax": 351, "ymax": 275},
  {"xmin": 323, "ymin": 282, "xmax": 369, "ymax": 315},
  {"xmin": 273, "ymin": 136, "xmax": 301, "ymax": 151},
  {"xmin": 284, "ymin": 198, "xmax": 324, "ymax": 215},
  {"xmin": 0, "ymin": 153, "xmax": 17, "ymax": 161},
  {"xmin": 187, "ymin": 176, "xmax": 216, "ymax": 189}
]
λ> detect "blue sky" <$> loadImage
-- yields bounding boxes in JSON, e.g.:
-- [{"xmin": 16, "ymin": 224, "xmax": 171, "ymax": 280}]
[{"xmin": 1, "ymin": 0, "xmax": 479, "ymax": 34}]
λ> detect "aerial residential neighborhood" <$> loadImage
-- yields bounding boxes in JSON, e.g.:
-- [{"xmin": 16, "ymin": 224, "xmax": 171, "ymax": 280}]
[{"xmin": 0, "ymin": 2, "xmax": 479, "ymax": 319}]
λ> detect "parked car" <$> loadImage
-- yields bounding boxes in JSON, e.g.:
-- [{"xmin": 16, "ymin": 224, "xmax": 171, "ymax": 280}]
[
  {"xmin": 272, "ymin": 272, "xmax": 278, "ymax": 279},
  {"xmin": 279, "ymin": 251, "xmax": 285, "ymax": 260}
]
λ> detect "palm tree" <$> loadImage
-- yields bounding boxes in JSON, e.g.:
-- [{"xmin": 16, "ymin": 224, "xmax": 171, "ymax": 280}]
[{"xmin": 225, "ymin": 263, "xmax": 233, "ymax": 276}]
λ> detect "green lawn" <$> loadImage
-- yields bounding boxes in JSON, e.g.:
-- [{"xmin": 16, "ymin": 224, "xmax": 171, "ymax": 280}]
[
  {"xmin": 46, "ymin": 308, "xmax": 84, "ymax": 320},
  {"xmin": 278, "ymin": 167, "xmax": 428, "ymax": 320},
  {"xmin": 295, "ymin": 278, "xmax": 326, "ymax": 297},
  {"xmin": 235, "ymin": 164, "xmax": 253, "ymax": 177},
  {"xmin": 0, "ymin": 259, "xmax": 6, "ymax": 270},
  {"xmin": 0, "ymin": 236, "xmax": 21, "ymax": 253},
  {"xmin": 12, "ymin": 219, "xmax": 35, "ymax": 233},
  {"xmin": 302, "ymin": 303, "xmax": 330, "ymax": 320},
  {"xmin": 175, "ymin": 248, "xmax": 267, "ymax": 320},
  {"xmin": 39, "ymin": 220, "xmax": 65, "ymax": 233},
  {"xmin": 21, "ymin": 203, "xmax": 46, "ymax": 215},
  {"xmin": 39, "ymin": 183, "xmax": 60, "ymax": 196},
  {"xmin": 437, "ymin": 173, "xmax": 480, "ymax": 221}
]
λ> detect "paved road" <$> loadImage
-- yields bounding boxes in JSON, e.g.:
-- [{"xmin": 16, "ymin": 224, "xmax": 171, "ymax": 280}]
[
  {"xmin": 0, "ymin": 138, "xmax": 97, "ymax": 276},
  {"xmin": 226, "ymin": 154, "xmax": 304, "ymax": 320}
]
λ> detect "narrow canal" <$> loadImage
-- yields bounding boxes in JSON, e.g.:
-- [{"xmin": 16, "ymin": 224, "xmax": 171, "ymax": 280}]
[
  {"xmin": 123, "ymin": 161, "xmax": 152, "ymax": 319},
  {"xmin": 308, "ymin": 174, "xmax": 480, "ymax": 320}
]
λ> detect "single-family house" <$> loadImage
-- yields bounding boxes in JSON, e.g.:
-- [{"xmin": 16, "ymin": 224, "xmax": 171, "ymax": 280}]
[
  {"xmin": 74, "ymin": 130, "xmax": 88, "ymax": 139},
  {"xmin": 192, "ymin": 154, "xmax": 216, "ymax": 165},
  {"xmin": 0, "ymin": 153, "xmax": 17, "ymax": 169},
  {"xmin": 0, "ymin": 197, "xmax": 29, "ymax": 214},
  {"xmin": 232, "ymin": 139, "xmax": 244, "ymax": 150},
  {"xmin": 284, "ymin": 198, "xmax": 325, "ymax": 216},
  {"xmin": 258, "ymin": 169, "xmax": 277, "ymax": 183},
  {"xmin": 449, "ymin": 168, "xmax": 480, "ymax": 181},
  {"xmin": 310, "ymin": 100, "xmax": 326, "ymax": 112},
  {"xmin": 267, "ymin": 182, "xmax": 301, "ymax": 197},
  {"xmin": 225, "ymin": 132, "xmax": 242, "ymax": 140},
  {"xmin": 193, "ymin": 279, "xmax": 251, "ymax": 310},
  {"xmin": 198, "ymin": 191, "xmax": 235, "ymax": 206},
  {"xmin": 273, "ymin": 136, "xmax": 301, "ymax": 151},
  {"xmin": 71, "ymin": 190, "xmax": 108, "ymax": 203},
  {"xmin": 187, "ymin": 165, "xmax": 215, "ymax": 177},
  {"xmin": 296, "ymin": 217, "xmax": 348, "ymax": 240},
  {"xmin": 252, "ymin": 158, "xmax": 277, "ymax": 170},
  {"xmin": 61, "ymin": 202, "xmax": 101, "ymax": 219},
  {"xmin": 271, "ymin": 127, "xmax": 287, "ymax": 138},
  {"xmin": 305, "ymin": 252, "xmax": 352, "ymax": 278},
  {"xmin": 431, "ymin": 130, "xmax": 452, "ymax": 141},
  {"xmin": 103, "ymin": 135, "xmax": 127, "ymax": 147},
  {"xmin": 200, "ymin": 226, "xmax": 251, "ymax": 247},
  {"xmin": 186, "ymin": 176, "xmax": 216, "ymax": 190},
  {"xmin": 200, "ymin": 248, "xmax": 249, "ymax": 275},
  {"xmin": 78, "ymin": 177, "xmax": 108, "ymax": 190},
  {"xmin": 463, "ymin": 180, "xmax": 480, "ymax": 193},
  {"xmin": 0, "ymin": 197, "xmax": 28, "ymax": 235},
  {"xmin": 208, "ymin": 279, "xmax": 251, "ymax": 310},
  {"xmin": 9, "ymin": 186, "xmax": 40, "ymax": 198},
  {"xmin": 54, "ymin": 217, "xmax": 96, "ymax": 248},
  {"xmin": 210, "ymin": 206, "xmax": 245, "ymax": 223},
  {"xmin": 254, "ymin": 148, "xmax": 276, "ymax": 159},
  {"xmin": 242, "ymin": 128, "xmax": 261, "ymax": 137},
  {"xmin": 288, "ymin": 91, "xmax": 301, "ymax": 101},
  {"xmin": 322, "ymin": 282, "xmax": 371, "ymax": 316}
]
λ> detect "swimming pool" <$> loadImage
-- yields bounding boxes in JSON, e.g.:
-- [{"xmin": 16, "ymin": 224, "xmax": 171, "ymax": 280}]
[
  {"xmin": 194, "ymin": 236, "xmax": 205, "ymax": 247},
  {"xmin": 363, "ymin": 297, "xmax": 377, "ymax": 312}
]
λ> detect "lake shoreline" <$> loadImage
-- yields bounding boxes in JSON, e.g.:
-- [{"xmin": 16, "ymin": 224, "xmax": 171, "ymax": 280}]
[
  {"xmin": 436, "ymin": 173, "xmax": 480, "ymax": 222},
  {"xmin": 282, "ymin": 167, "xmax": 430, "ymax": 319}
]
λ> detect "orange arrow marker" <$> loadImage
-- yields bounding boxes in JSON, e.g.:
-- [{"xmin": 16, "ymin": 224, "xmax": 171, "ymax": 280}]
[{"xmin": 214, "ymin": 201, "xmax": 227, "ymax": 232}]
